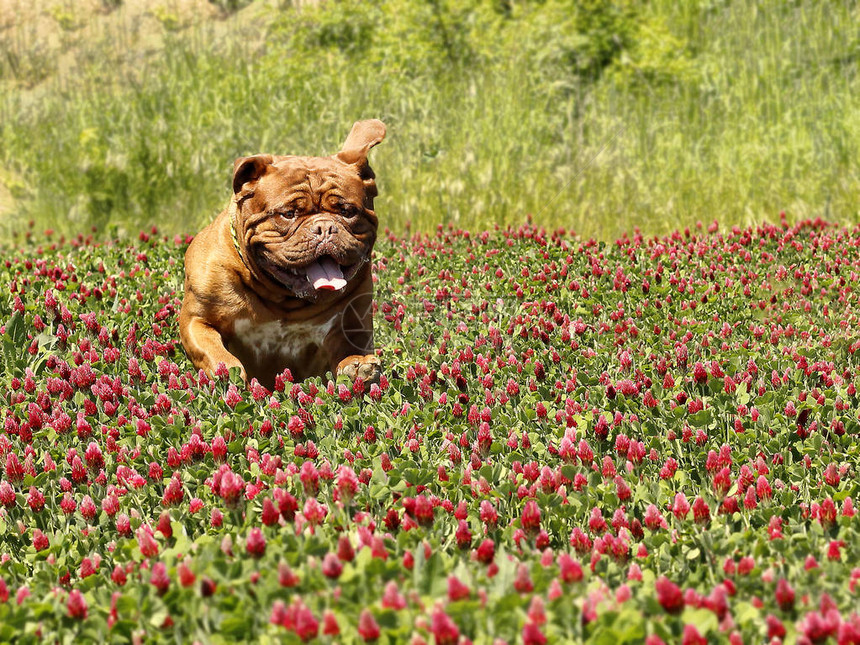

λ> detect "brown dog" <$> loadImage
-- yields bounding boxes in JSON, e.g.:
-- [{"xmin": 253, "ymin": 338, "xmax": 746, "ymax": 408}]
[{"xmin": 179, "ymin": 120, "xmax": 385, "ymax": 389}]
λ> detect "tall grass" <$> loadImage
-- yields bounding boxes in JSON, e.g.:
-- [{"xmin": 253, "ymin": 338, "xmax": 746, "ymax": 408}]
[
  {"xmin": 0, "ymin": 0, "xmax": 858, "ymax": 240},
  {"xmin": 571, "ymin": 0, "xmax": 860, "ymax": 238}
]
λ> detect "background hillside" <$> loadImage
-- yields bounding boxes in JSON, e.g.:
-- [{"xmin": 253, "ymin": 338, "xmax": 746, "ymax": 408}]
[{"xmin": 1, "ymin": 0, "xmax": 858, "ymax": 240}]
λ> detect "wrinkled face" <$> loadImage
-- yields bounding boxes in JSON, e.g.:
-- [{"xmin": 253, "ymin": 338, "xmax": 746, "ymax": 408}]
[{"xmin": 235, "ymin": 155, "xmax": 378, "ymax": 299}]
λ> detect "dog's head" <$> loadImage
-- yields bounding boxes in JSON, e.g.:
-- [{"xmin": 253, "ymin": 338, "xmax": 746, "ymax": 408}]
[{"xmin": 230, "ymin": 119, "xmax": 385, "ymax": 299}]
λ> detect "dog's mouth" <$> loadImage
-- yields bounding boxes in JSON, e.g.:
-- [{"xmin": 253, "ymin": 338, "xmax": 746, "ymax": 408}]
[
  {"xmin": 259, "ymin": 254, "xmax": 363, "ymax": 296},
  {"xmin": 303, "ymin": 256, "xmax": 348, "ymax": 291}
]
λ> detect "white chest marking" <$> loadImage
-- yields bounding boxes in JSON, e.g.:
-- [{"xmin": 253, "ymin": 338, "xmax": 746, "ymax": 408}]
[{"xmin": 233, "ymin": 316, "xmax": 339, "ymax": 359}]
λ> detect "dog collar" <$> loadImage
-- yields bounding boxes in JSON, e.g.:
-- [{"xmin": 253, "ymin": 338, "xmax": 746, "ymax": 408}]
[{"xmin": 229, "ymin": 204, "xmax": 251, "ymax": 270}]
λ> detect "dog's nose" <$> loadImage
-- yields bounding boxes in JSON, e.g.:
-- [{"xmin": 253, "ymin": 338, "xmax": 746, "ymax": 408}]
[{"xmin": 313, "ymin": 220, "xmax": 338, "ymax": 237}]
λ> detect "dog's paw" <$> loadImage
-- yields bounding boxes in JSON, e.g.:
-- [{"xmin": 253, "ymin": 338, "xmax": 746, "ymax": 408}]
[{"xmin": 336, "ymin": 354, "xmax": 381, "ymax": 385}]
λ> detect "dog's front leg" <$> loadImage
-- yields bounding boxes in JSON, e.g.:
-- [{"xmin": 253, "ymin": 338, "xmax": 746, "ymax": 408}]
[
  {"xmin": 336, "ymin": 353, "xmax": 381, "ymax": 385},
  {"xmin": 179, "ymin": 311, "xmax": 247, "ymax": 383}
]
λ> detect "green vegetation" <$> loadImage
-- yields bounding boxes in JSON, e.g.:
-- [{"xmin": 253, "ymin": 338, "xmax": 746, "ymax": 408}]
[{"xmin": 1, "ymin": 0, "xmax": 858, "ymax": 239}]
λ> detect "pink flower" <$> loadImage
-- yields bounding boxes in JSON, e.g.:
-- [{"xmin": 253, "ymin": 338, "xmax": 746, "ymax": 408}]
[
  {"xmin": 672, "ymin": 493, "xmax": 690, "ymax": 520},
  {"xmin": 430, "ymin": 608, "xmax": 460, "ymax": 645},
  {"xmin": 644, "ymin": 504, "xmax": 667, "ymax": 530},
  {"xmin": 527, "ymin": 595, "xmax": 547, "ymax": 624},
  {"xmin": 294, "ymin": 601, "xmax": 319, "ymax": 641},
  {"xmin": 156, "ymin": 511, "xmax": 173, "ymax": 539},
  {"xmin": 287, "ymin": 415, "xmax": 305, "ymax": 436},
  {"xmin": 476, "ymin": 539, "xmax": 495, "ymax": 564},
  {"xmin": 111, "ymin": 564, "xmax": 127, "ymax": 586},
  {"xmin": 150, "ymin": 562, "xmax": 170, "ymax": 596},
  {"xmin": 223, "ymin": 384, "xmax": 242, "ymax": 408},
  {"xmin": 80, "ymin": 495, "xmax": 97, "ymax": 521},
  {"xmin": 26, "ymin": 487, "xmax": 45, "ymax": 512},
  {"xmin": 137, "ymin": 525, "xmax": 159, "ymax": 558},
  {"xmin": 84, "ymin": 442, "xmax": 103, "ymax": 470},
  {"xmin": 707, "ymin": 584, "xmax": 728, "ymax": 620},
  {"xmin": 101, "ymin": 494, "xmax": 119, "ymax": 516},
  {"xmin": 655, "ymin": 576, "xmax": 684, "ymax": 614},
  {"xmin": 303, "ymin": 497, "xmax": 328, "ymax": 527},
  {"xmin": 455, "ymin": 520, "xmax": 472, "ymax": 549},
  {"xmin": 522, "ymin": 621, "xmax": 547, "ymax": 645},
  {"xmin": 548, "ymin": 579, "xmax": 563, "ymax": 601},
  {"xmin": 816, "ymin": 497, "xmax": 838, "ymax": 527},
  {"xmin": 743, "ymin": 485, "xmax": 757, "ymax": 510},
  {"xmin": 178, "ymin": 561, "xmax": 196, "ymax": 587},
  {"xmin": 270, "ymin": 599, "xmax": 292, "ymax": 627},
  {"xmin": 447, "ymin": 575, "xmax": 470, "ymax": 601},
  {"xmin": 615, "ymin": 477, "xmax": 633, "ymax": 501},
  {"xmin": 80, "ymin": 556, "xmax": 97, "ymax": 578},
  {"xmin": 381, "ymin": 581, "xmax": 407, "ymax": 610},
  {"xmin": 827, "ymin": 540, "xmax": 845, "ymax": 561},
  {"xmin": 335, "ymin": 465, "xmax": 359, "ymax": 504},
  {"xmin": 211, "ymin": 436, "xmax": 227, "ymax": 462},
  {"xmin": 681, "ymin": 624, "xmax": 707, "ymax": 645},
  {"xmin": 712, "ymin": 467, "xmax": 732, "ymax": 497},
  {"xmin": 16, "ymin": 586, "xmax": 29, "ymax": 605},
  {"xmin": 32, "ymin": 529, "xmax": 49, "ymax": 552},
  {"xmin": 756, "ymin": 475, "xmax": 772, "ymax": 500},
  {"xmin": 558, "ymin": 553, "xmax": 583, "ymax": 583},
  {"xmin": 775, "ymin": 578, "xmax": 795, "ymax": 611},
  {"xmin": 201, "ymin": 577, "xmax": 217, "ymax": 597},
  {"xmin": 521, "ymin": 499, "xmax": 541, "ymax": 534},
  {"xmin": 246, "ymin": 528, "xmax": 266, "ymax": 558},
  {"xmin": 514, "ymin": 564, "xmax": 534, "ymax": 593},
  {"xmin": 255, "ymin": 495, "xmax": 277, "ymax": 526},
  {"xmin": 767, "ymin": 515, "xmax": 783, "ymax": 540},
  {"xmin": 737, "ymin": 556, "xmax": 754, "ymax": 575},
  {"xmin": 321, "ymin": 552, "xmax": 343, "ymax": 579},
  {"xmin": 162, "ymin": 473, "xmax": 184, "ymax": 506},
  {"xmin": 692, "ymin": 497, "xmax": 710, "ymax": 524},
  {"xmin": 413, "ymin": 495, "xmax": 434, "ymax": 526},
  {"xmin": 278, "ymin": 562, "xmax": 299, "ymax": 587},
  {"xmin": 0, "ymin": 481, "xmax": 16, "ymax": 507},
  {"xmin": 322, "ymin": 609, "xmax": 340, "ymax": 635},
  {"xmin": 766, "ymin": 614, "xmax": 786, "ymax": 639},
  {"xmin": 798, "ymin": 608, "xmax": 840, "ymax": 643},
  {"xmin": 588, "ymin": 508, "xmax": 607, "ymax": 534},
  {"xmin": 479, "ymin": 500, "xmax": 498, "ymax": 527},
  {"xmin": 67, "ymin": 590, "xmax": 88, "ymax": 620},
  {"xmin": 357, "ymin": 609, "xmax": 381, "ymax": 642}
]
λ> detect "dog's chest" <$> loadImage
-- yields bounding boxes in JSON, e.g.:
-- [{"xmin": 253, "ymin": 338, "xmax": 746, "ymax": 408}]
[{"xmin": 232, "ymin": 316, "xmax": 338, "ymax": 361}]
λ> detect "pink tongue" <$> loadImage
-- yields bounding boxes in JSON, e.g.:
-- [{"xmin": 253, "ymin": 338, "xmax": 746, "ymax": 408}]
[{"xmin": 306, "ymin": 257, "xmax": 347, "ymax": 291}]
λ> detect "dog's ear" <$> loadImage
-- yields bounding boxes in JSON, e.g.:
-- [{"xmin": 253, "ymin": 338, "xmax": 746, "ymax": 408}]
[
  {"xmin": 232, "ymin": 154, "xmax": 274, "ymax": 194},
  {"xmin": 336, "ymin": 121, "xmax": 386, "ymax": 209},
  {"xmin": 336, "ymin": 120, "xmax": 386, "ymax": 166}
]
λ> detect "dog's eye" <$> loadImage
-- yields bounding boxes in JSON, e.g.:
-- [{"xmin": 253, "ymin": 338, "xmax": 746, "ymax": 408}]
[
  {"xmin": 338, "ymin": 203, "xmax": 359, "ymax": 218},
  {"xmin": 278, "ymin": 209, "xmax": 297, "ymax": 220}
]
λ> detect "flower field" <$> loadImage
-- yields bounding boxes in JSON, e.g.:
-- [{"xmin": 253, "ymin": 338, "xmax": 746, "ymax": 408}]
[{"xmin": 0, "ymin": 217, "xmax": 858, "ymax": 644}]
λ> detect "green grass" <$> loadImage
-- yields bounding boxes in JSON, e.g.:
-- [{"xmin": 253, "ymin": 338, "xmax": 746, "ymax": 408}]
[{"xmin": 1, "ymin": 0, "xmax": 858, "ymax": 240}]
